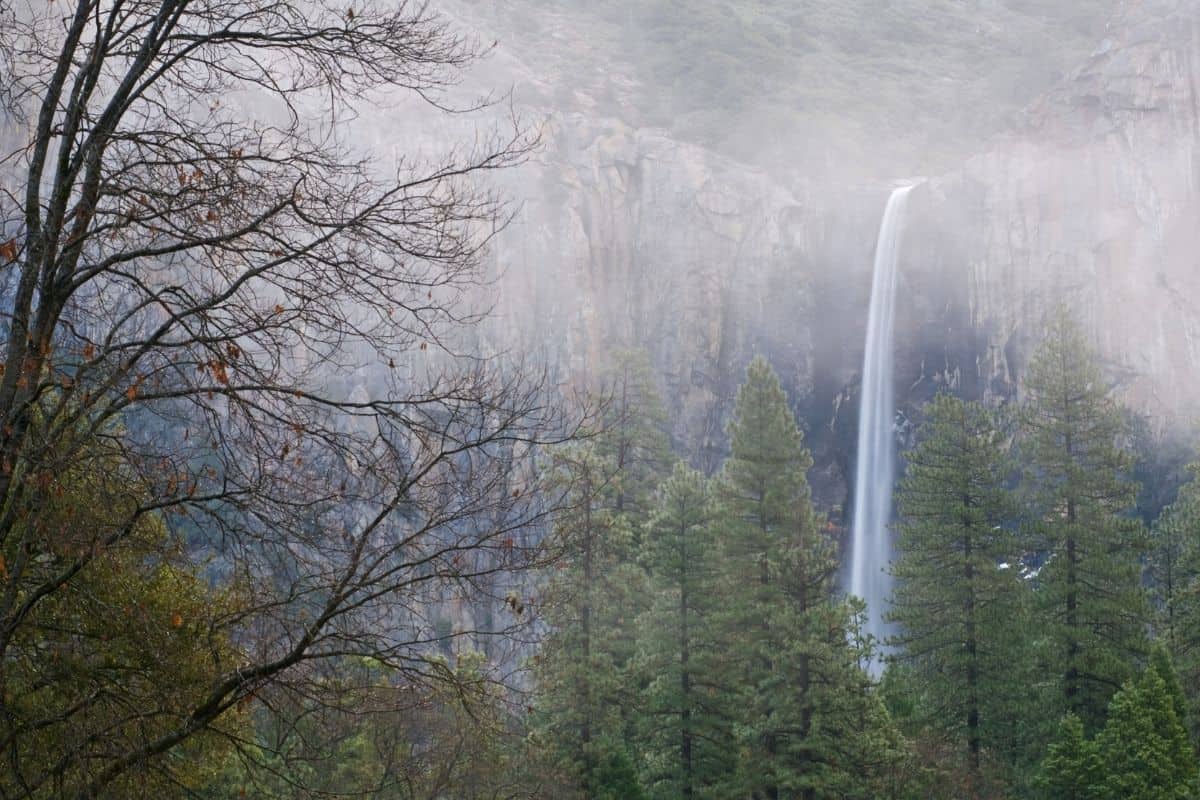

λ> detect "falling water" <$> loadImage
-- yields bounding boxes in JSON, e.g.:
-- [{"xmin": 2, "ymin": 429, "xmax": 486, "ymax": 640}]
[{"xmin": 849, "ymin": 185, "xmax": 913, "ymax": 670}]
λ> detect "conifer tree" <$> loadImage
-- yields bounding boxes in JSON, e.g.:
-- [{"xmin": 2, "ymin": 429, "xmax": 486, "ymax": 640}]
[
  {"xmin": 1150, "ymin": 463, "xmax": 1200, "ymax": 725},
  {"xmin": 1094, "ymin": 665, "xmax": 1198, "ymax": 800},
  {"xmin": 1149, "ymin": 644, "xmax": 1191, "ymax": 733},
  {"xmin": 534, "ymin": 445, "xmax": 647, "ymax": 795},
  {"xmin": 1019, "ymin": 306, "xmax": 1148, "ymax": 729},
  {"xmin": 635, "ymin": 462, "xmax": 731, "ymax": 799},
  {"xmin": 888, "ymin": 395, "xmax": 1027, "ymax": 792},
  {"xmin": 533, "ymin": 349, "xmax": 673, "ymax": 797},
  {"xmin": 1034, "ymin": 714, "xmax": 1104, "ymax": 800},
  {"xmin": 711, "ymin": 356, "xmax": 867, "ymax": 799},
  {"xmin": 597, "ymin": 348, "xmax": 674, "ymax": 523}
]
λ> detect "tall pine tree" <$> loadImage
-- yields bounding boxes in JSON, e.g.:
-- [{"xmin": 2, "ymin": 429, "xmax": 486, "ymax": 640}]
[
  {"xmin": 596, "ymin": 348, "xmax": 673, "ymax": 523},
  {"xmin": 1019, "ymin": 306, "xmax": 1148, "ymax": 729},
  {"xmin": 534, "ymin": 347, "xmax": 673, "ymax": 796},
  {"xmin": 888, "ymin": 394, "xmax": 1028, "ymax": 793},
  {"xmin": 712, "ymin": 356, "xmax": 876, "ymax": 800},
  {"xmin": 1149, "ymin": 463, "xmax": 1200, "ymax": 728},
  {"xmin": 534, "ymin": 445, "xmax": 646, "ymax": 795},
  {"xmin": 635, "ymin": 462, "xmax": 731, "ymax": 799}
]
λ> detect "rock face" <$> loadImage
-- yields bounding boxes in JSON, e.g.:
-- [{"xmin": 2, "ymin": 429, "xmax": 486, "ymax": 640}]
[
  {"xmin": 489, "ymin": 113, "xmax": 850, "ymax": 475},
  {"xmin": 480, "ymin": 0, "xmax": 1200, "ymax": 516},
  {"xmin": 913, "ymin": 0, "xmax": 1200, "ymax": 422}
]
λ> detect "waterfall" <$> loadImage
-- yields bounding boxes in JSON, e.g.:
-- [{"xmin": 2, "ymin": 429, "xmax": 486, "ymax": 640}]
[{"xmin": 849, "ymin": 185, "xmax": 913, "ymax": 670}]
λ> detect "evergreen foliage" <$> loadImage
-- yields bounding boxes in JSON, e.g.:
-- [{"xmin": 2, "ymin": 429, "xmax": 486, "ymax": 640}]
[
  {"xmin": 1034, "ymin": 714, "xmax": 1104, "ymax": 800},
  {"xmin": 711, "ymin": 356, "xmax": 891, "ymax": 799},
  {"xmin": 888, "ymin": 394, "xmax": 1031, "ymax": 789},
  {"xmin": 1093, "ymin": 664, "xmax": 1198, "ymax": 800},
  {"xmin": 636, "ymin": 463, "xmax": 731, "ymax": 798},
  {"xmin": 1018, "ymin": 306, "xmax": 1149, "ymax": 729},
  {"xmin": 1149, "ymin": 643, "xmax": 1191, "ymax": 731},
  {"xmin": 1035, "ymin": 641, "xmax": 1198, "ymax": 800},
  {"xmin": 533, "ymin": 348, "xmax": 672, "ymax": 796},
  {"xmin": 534, "ymin": 443, "xmax": 649, "ymax": 793},
  {"xmin": 2, "ymin": 444, "xmax": 245, "ymax": 796},
  {"xmin": 597, "ymin": 348, "xmax": 674, "ymax": 524},
  {"xmin": 1150, "ymin": 463, "xmax": 1200, "ymax": 726}
]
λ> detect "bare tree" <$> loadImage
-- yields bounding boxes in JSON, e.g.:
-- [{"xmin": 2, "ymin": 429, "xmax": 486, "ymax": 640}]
[{"xmin": 0, "ymin": 0, "xmax": 570, "ymax": 795}]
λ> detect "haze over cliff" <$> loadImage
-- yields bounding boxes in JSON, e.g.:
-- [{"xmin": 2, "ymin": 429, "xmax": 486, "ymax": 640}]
[{"xmin": 417, "ymin": 0, "xmax": 1200, "ymax": 516}]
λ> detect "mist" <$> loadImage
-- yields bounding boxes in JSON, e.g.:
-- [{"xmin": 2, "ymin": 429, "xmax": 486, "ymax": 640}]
[{"xmin": 1, "ymin": 0, "xmax": 1199, "ymax": 797}]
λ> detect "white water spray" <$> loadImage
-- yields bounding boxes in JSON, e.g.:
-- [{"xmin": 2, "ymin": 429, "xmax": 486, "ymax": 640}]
[{"xmin": 849, "ymin": 185, "xmax": 913, "ymax": 669}]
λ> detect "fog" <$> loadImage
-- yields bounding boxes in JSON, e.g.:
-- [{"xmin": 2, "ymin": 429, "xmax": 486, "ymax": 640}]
[{"xmin": 3, "ymin": 0, "xmax": 1200, "ymax": 796}]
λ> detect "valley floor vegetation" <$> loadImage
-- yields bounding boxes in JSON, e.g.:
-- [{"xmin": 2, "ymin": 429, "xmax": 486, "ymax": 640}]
[
  {"xmin": 530, "ymin": 309, "xmax": 1200, "ymax": 800},
  {"xmin": 0, "ymin": 0, "xmax": 1197, "ymax": 798}
]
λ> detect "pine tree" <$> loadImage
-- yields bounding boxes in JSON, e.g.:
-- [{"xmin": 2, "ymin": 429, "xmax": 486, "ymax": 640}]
[
  {"xmin": 1034, "ymin": 714, "xmax": 1104, "ymax": 800},
  {"xmin": 1094, "ymin": 665, "xmax": 1198, "ymax": 800},
  {"xmin": 1149, "ymin": 644, "xmax": 1191, "ymax": 733},
  {"xmin": 1019, "ymin": 306, "xmax": 1148, "ymax": 729},
  {"xmin": 711, "ymin": 356, "xmax": 868, "ymax": 799},
  {"xmin": 635, "ymin": 462, "xmax": 731, "ymax": 799},
  {"xmin": 534, "ymin": 348, "xmax": 673, "ymax": 796},
  {"xmin": 596, "ymin": 348, "xmax": 673, "ymax": 523},
  {"xmin": 1150, "ymin": 463, "xmax": 1200, "ymax": 728},
  {"xmin": 888, "ymin": 394, "xmax": 1028, "ymax": 793},
  {"xmin": 1036, "ymin": 656, "xmax": 1198, "ymax": 800},
  {"xmin": 589, "ymin": 740, "xmax": 649, "ymax": 800},
  {"xmin": 534, "ymin": 445, "xmax": 647, "ymax": 794}
]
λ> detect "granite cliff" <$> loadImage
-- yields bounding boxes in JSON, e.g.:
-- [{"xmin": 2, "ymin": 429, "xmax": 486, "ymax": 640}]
[{"xmin": 472, "ymin": 0, "xmax": 1200, "ymax": 519}]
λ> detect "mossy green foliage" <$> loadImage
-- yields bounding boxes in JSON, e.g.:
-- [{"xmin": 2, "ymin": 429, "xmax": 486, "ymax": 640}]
[{"xmin": 2, "ymin": 449, "xmax": 244, "ymax": 797}]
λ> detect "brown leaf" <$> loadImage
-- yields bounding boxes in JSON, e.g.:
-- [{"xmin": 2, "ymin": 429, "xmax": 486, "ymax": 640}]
[
  {"xmin": 0, "ymin": 239, "xmax": 17, "ymax": 264},
  {"xmin": 170, "ymin": 612, "xmax": 183, "ymax": 628}
]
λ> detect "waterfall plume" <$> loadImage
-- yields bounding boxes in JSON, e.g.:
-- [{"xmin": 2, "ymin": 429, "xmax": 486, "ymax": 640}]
[{"xmin": 849, "ymin": 184, "xmax": 913, "ymax": 671}]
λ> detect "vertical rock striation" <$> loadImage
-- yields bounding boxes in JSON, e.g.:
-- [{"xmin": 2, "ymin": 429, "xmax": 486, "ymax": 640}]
[{"xmin": 917, "ymin": 0, "xmax": 1200, "ymax": 422}]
